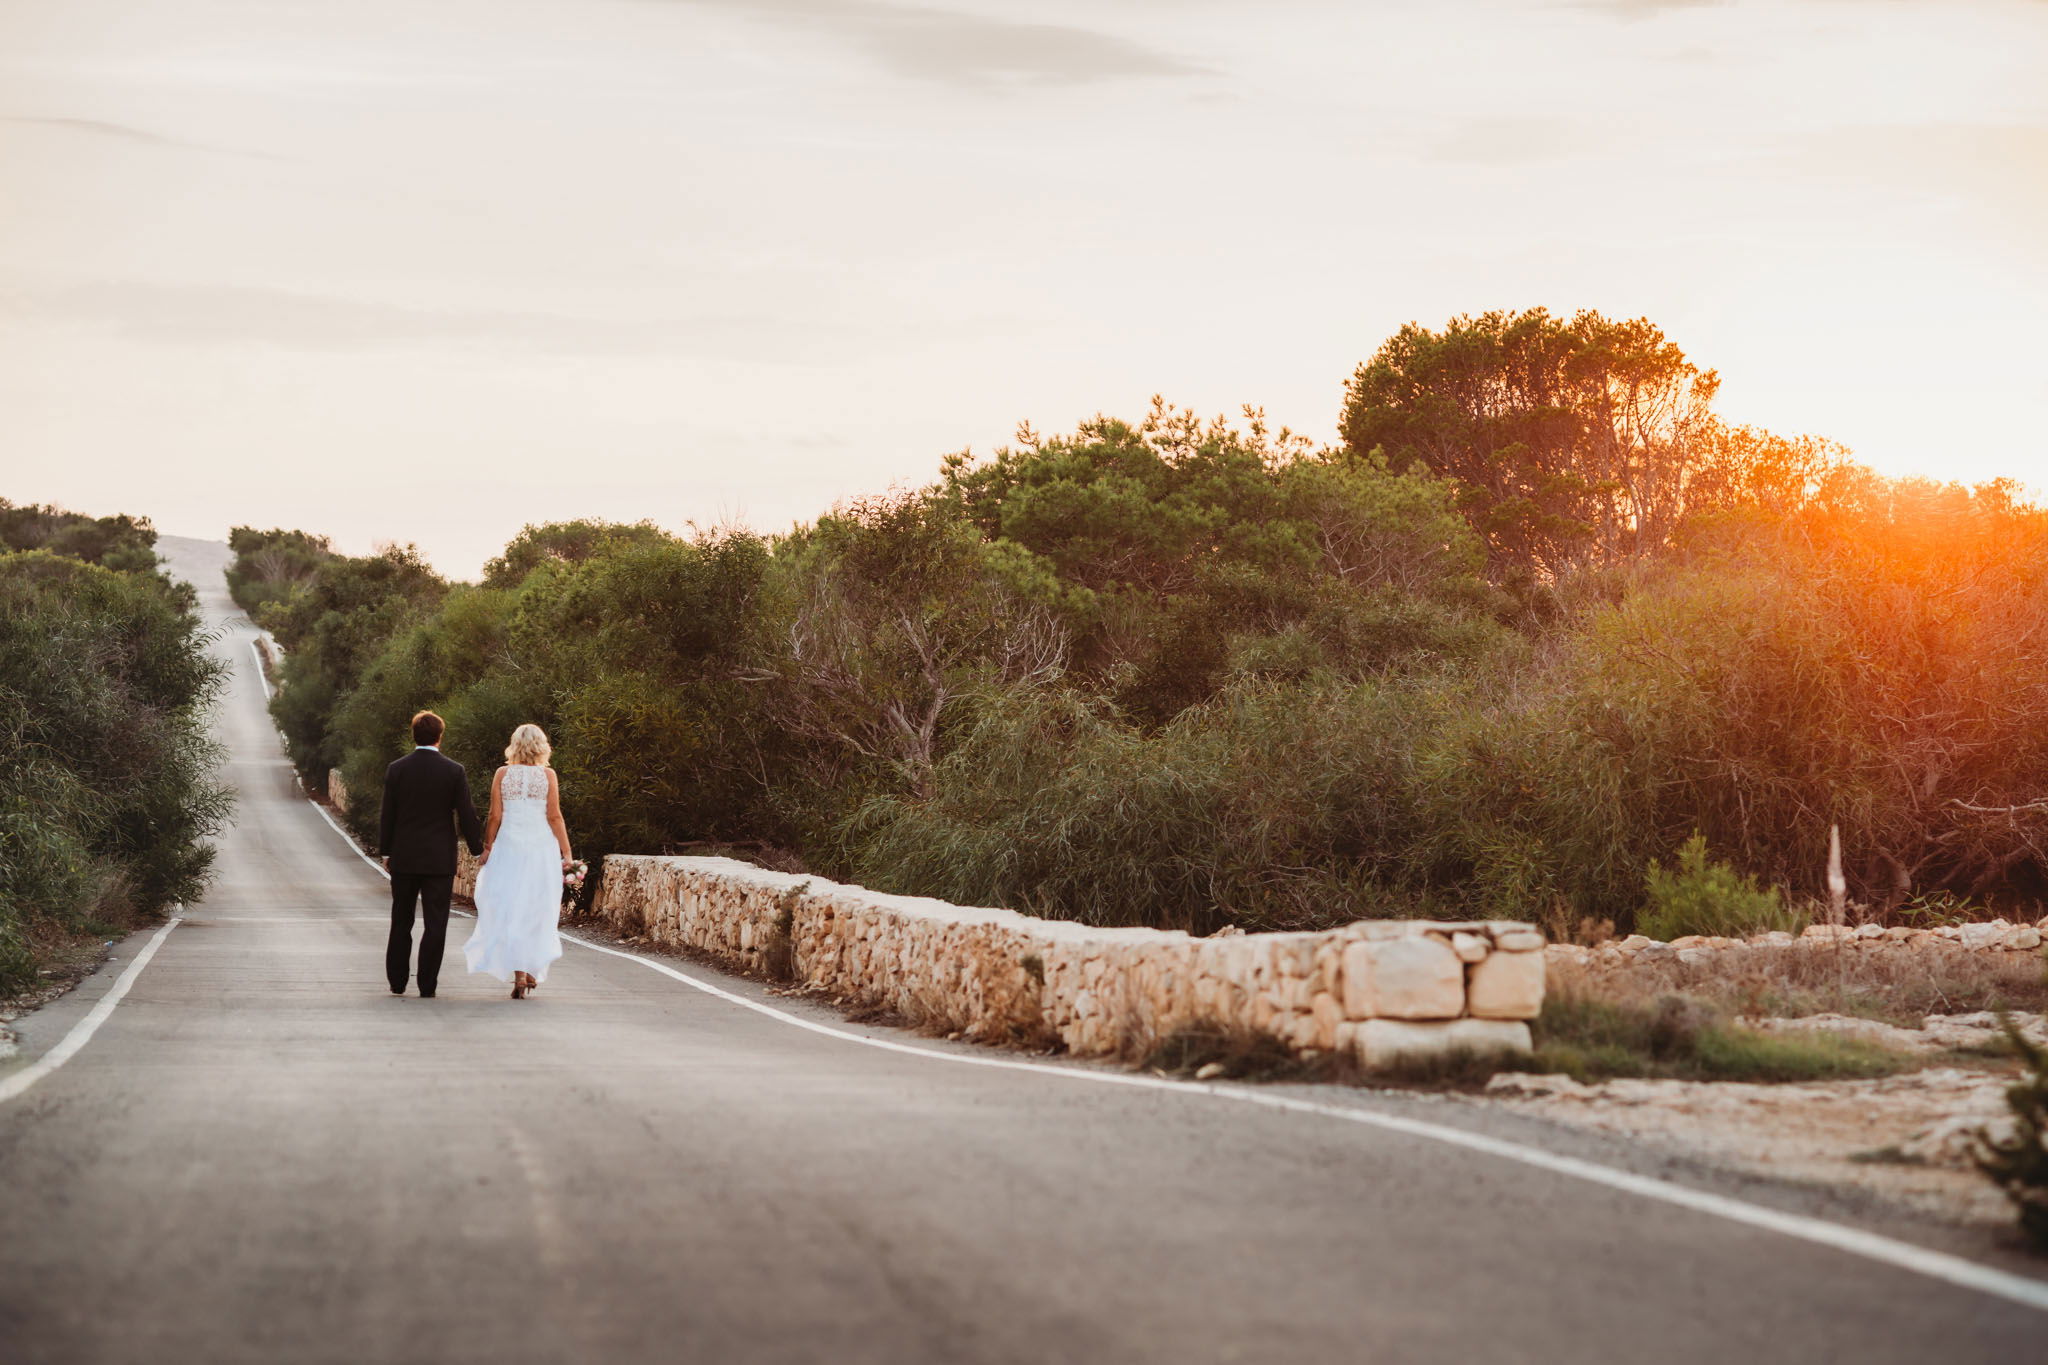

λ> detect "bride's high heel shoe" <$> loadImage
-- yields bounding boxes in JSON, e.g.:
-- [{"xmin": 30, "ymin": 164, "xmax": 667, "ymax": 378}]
[{"xmin": 511, "ymin": 972, "xmax": 528, "ymax": 1000}]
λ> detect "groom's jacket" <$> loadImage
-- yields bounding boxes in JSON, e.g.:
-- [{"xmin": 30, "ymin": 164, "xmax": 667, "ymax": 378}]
[{"xmin": 378, "ymin": 747, "xmax": 485, "ymax": 877}]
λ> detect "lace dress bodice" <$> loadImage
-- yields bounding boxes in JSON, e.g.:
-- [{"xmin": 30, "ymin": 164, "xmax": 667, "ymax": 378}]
[
  {"xmin": 497, "ymin": 765, "xmax": 552, "ymax": 839},
  {"xmin": 500, "ymin": 763, "xmax": 551, "ymax": 805}
]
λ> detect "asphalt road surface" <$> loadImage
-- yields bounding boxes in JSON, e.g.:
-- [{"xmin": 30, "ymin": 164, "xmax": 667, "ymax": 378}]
[{"xmin": 2, "ymin": 537, "xmax": 2044, "ymax": 1364}]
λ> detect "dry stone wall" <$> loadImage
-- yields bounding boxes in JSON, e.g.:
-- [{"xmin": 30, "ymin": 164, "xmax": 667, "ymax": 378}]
[
  {"xmin": 1548, "ymin": 916, "xmax": 2048, "ymax": 972},
  {"xmin": 588, "ymin": 855, "xmax": 1544, "ymax": 1069}
]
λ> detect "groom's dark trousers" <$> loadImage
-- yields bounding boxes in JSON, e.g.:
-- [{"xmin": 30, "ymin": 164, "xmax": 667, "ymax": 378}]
[{"xmin": 378, "ymin": 746, "xmax": 484, "ymax": 996}]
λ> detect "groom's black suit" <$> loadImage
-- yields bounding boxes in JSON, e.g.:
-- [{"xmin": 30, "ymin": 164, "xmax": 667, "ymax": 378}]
[{"xmin": 378, "ymin": 746, "xmax": 484, "ymax": 996}]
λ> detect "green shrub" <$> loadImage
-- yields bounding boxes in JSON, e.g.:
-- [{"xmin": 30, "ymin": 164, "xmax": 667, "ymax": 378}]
[
  {"xmin": 1640, "ymin": 834, "xmax": 1805, "ymax": 941},
  {"xmin": 0, "ymin": 498, "xmax": 158, "ymax": 569},
  {"xmin": 225, "ymin": 526, "xmax": 335, "ymax": 622},
  {"xmin": 1527, "ymin": 990, "xmax": 1901, "ymax": 1083},
  {"xmin": 0, "ymin": 548, "xmax": 230, "ymax": 994},
  {"xmin": 237, "ymin": 391, "xmax": 2048, "ymax": 939},
  {"xmin": 1974, "ymin": 1016, "xmax": 2048, "ymax": 1248}
]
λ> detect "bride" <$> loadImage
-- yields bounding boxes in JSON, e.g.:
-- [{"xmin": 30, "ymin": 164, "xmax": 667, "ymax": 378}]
[{"xmin": 465, "ymin": 723, "xmax": 572, "ymax": 999}]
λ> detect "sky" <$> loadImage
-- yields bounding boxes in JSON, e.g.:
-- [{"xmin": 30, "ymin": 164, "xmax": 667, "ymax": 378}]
[{"xmin": 2, "ymin": 0, "xmax": 2045, "ymax": 578}]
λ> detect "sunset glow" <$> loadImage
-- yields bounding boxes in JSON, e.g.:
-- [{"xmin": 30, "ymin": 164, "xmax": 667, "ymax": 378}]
[{"xmin": 3, "ymin": 0, "xmax": 2045, "ymax": 575}]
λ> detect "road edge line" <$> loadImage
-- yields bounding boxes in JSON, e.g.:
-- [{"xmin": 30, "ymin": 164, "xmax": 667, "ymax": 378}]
[
  {"xmin": 247, "ymin": 639, "xmax": 273, "ymax": 702},
  {"xmin": 284, "ymin": 731, "xmax": 2048, "ymax": 1314},
  {"xmin": 310, "ymin": 798, "xmax": 389, "ymax": 879},
  {"xmin": 558, "ymin": 930, "xmax": 2048, "ymax": 1315},
  {"xmin": 0, "ymin": 912, "xmax": 183, "ymax": 1105}
]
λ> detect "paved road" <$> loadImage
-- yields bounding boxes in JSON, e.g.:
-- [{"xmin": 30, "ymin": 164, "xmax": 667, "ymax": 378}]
[{"xmin": 1, "ymin": 537, "xmax": 2043, "ymax": 1364}]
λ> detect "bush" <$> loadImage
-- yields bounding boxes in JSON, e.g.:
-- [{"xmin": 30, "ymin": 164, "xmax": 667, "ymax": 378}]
[
  {"xmin": 225, "ymin": 526, "xmax": 335, "ymax": 622},
  {"xmin": 0, "ymin": 548, "xmax": 230, "ymax": 995},
  {"xmin": 1, "ymin": 498, "xmax": 158, "ymax": 570},
  {"xmin": 1640, "ymin": 834, "xmax": 1805, "ymax": 941},
  {"xmin": 1975, "ymin": 1017, "xmax": 2048, "ymax": 1248},
  {"xmin": 236, "ymin": 381, "xmax": 2048, "ymax": 939}
]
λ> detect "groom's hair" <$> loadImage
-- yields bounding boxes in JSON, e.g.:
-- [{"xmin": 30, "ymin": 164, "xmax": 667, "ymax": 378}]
[{"xmin": 411, "ymin": 711, "xmax": 445, "ymax": 745}]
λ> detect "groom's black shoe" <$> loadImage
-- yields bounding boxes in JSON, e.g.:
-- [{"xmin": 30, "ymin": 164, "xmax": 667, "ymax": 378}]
[{"xmin": 419, "ymin": 990, "xmax": 435, "ymax": 998}]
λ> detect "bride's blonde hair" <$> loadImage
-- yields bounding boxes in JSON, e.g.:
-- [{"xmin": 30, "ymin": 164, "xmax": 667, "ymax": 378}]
[{"xmin": 505, "ymin": 723, "xmax": 552, "ymax": 767}]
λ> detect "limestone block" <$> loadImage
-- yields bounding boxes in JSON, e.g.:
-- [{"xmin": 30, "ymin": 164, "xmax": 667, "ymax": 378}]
[
  {"xmin": 1309, "ymin": 990, "xmax": 1343, "ymax": 1050},
  {"xmin": 1359, "ymin": 937, "xmax": 1465, "ymax": 1020},
  {"xmin": 1466, "ymin": 947, "xmax": 1545, "ymax": 1020},
  {"xmin": 1449, "ymin": 932, "xmax": 1490, "ymax": 964},
  {"xmin": 1313, "ymin": 939, "xmax": 1344, "ymax": 994},
  {"xmin": 1960, "ymin": 921, "xmax": 2006, "ymax": 950},
  {"xmin": 1356, "ymin": 1018, "xmax": 1533, "ymax": 1070},
  {"xmin": 1493, "ymin": 930, "xmax": 1545, "ymax": 953},
  {"xmin": 1285, "ymin": 1011, "xmax": 1321, "ymax": 1050},
  {"xmin": 2009, "ymin": 927, "xmax": 2043, "ymax": 952},
  {"xmin": 1340, "ymin": 940, "xmax": 1376, "ymax": 1017}
]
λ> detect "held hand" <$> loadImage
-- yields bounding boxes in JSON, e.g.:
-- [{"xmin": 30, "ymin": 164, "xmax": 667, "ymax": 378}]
[{"xmin": 478, "ymin": 847, "xmax": 491, "ymax": 867}]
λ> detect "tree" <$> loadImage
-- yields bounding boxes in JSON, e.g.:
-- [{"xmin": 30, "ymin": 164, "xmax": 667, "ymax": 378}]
[
  {"xmin": 267, "ymin": 546, "xmax": 446, "ymax": 780},
  {"xmin": 481, "ymin": 520, "xmax": 674, "ymax": 590},
  {"xmin": 225, "ymin": 526, "xmax": 337, "ymax": 620},
  {"xmin": 940, "ymin": 400, "xmax": 1499, "ymax": 721},
  {"xmin": 755, "ymin": 495, "xmax": 1067, "ymax": 800},
  {"xmin": 0, "ymin": 499, "xmax": 158, "ymax": 572},
  {"xmin": 1339, "ymin": 309, "xmax": 1725, "ymax": 581}
]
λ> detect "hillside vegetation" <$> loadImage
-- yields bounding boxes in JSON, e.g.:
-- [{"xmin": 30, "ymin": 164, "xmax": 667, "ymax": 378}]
[
  {"xmin": 233, "ymin": 310, "xmax": 2048, "ymax": 937},
  {"xmin": 0, "ymin": 502, "xmax": 231, "ymax": 994}
]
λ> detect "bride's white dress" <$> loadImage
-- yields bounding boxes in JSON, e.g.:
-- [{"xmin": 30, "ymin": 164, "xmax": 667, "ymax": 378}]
[{"xmin": 464, "ymin": 763, "xmax": 564, "ymax": 984}]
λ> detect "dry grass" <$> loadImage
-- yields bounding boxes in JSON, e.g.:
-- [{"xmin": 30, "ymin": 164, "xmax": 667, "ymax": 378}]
[
  {"xmin": 1551, "ymin": 944, "xmax": 2048, "ymax": 1027},
  {"xmin": 1524, "ymin": 979, "xmax": 1907, "ymax": 1083},
  {"xmin": 1142, "ymin": 1027, "xmax": 1356, "ymax": 1084}
]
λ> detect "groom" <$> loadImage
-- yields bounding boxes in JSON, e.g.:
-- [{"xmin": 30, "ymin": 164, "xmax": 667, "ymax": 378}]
[{"xmin": 378, "ymin": 710, "xmax": 484, "ymax": 997}]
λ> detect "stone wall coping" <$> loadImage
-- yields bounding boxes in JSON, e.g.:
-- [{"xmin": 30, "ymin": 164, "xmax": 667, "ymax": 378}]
[
  {"xmin": 593, "ymin": 854, "xmax": 1545, "ymax": 1065},
  {"xmin": 603, "ymin": 855, "xmax": 1537, "ymax": 950}
]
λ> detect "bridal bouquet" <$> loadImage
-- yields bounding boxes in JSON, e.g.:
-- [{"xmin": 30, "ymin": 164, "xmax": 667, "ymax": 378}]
[{"xmin": 562, "ymin": 859, "xmax": 589, "ymax": 904}]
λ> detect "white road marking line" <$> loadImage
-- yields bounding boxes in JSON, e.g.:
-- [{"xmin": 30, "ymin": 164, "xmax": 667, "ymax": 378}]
[
  {"xmin": 286, "ymin": 736, "xmax": 2048, "ymax": 1315},
  {"xmin": 311, "ymin": 798, "xmax": 390, "ymax": 879},
  {"xmin": 247, "ymin": 639, "xmax": 273, "ymax": 701},
  {"xmin": 560, "ymin": 931, "xmax": 2048, "ymax": 1315},
  {"xmin": 0, "ymin": 912, "xmax": 183, "ymax": 1105}
]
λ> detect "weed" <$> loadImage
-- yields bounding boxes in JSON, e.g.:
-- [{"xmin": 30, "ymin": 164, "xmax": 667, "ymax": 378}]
[
  {"xmin": 1898, "ymin": 891, "xmax": 1978, "ymax": 930},
  {"xmin": 1522, "ymin": 984, "xmax": 1904, "ymax": 1083},
  {"xmin": 1143, "ymin": 1027, "xmax": 1351, "ymax": 1084},
  {"xmin": 1640, "ymin": 834, "xmax": 1807, "ymax": 942},
  {"xmin": 1973, "ymin": 1016, "xmax": 2048, "ymax": 1249}
]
